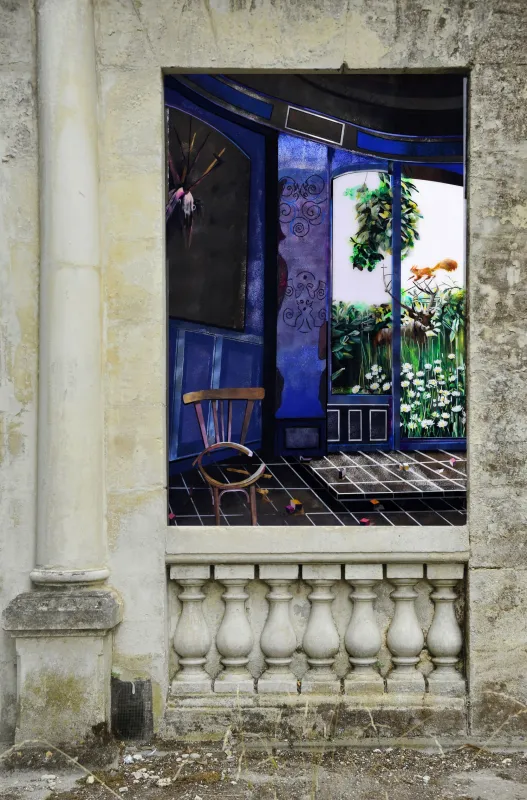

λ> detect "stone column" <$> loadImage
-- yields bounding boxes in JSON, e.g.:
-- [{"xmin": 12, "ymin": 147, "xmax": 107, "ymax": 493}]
[
  {"xmin": 214, "ymin": 565, "xmax": 255, "ymax": 694},
  {"xmin": 344, "ymin": 564, "xmax": 384, "ymax": 694},
  {"xmin": 386, "ymin": 564, "xmax": 425, "ymax": 693},
  {"xmin": 301, "ymin": 565, "xmax": 341, "ymax": 694},
  {"xmin": 171, "ymin": 566, "xmax": 213, "ymax": 694},
  {"xmin": 258, "ymin": 564, "xmax": 298, "ymax": 693},
  {"xmin": 32, "ymin": 0, "xmax": 106, "ymax": 584},
  {"xmin": 2, "ymin": 0, "xmax": 121, "ymax": 745},
  {"xmin": 426, "ymin": 564, "xmax": 465, "ymax": 695}
]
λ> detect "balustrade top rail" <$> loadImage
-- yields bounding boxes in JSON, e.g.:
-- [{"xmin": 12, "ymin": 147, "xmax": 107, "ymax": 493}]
[{"xmin": 165, "ymin": 525, "xmax": 469, "ymax": 564}]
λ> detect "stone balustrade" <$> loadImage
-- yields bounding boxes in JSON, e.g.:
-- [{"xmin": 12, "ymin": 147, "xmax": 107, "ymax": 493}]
[{"xmin": 169, "ymin": 562, "xmax": 465, "ymax": 697}]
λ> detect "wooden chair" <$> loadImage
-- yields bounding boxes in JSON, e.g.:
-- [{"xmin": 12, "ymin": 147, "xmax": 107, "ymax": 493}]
[{"xmin": 182, "ymin": 388, "xmax": 266, "ymax": 525}]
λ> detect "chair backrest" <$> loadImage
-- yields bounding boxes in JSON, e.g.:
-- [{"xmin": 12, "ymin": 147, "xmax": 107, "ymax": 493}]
[{"xmin": 182, "ymin": 387, "xmax": 265, "ymax": 449}]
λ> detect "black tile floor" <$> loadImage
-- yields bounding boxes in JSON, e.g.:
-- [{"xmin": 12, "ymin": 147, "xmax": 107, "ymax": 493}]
[
  {"xmin": 310, "ymin": 449, "xmax": 467, "ymax": 499},
  {"xmin": 168, "ymin": 452, "xmax": 466, "ymax": 527}
]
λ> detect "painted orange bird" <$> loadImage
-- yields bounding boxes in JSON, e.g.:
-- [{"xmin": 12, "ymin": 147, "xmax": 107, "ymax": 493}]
[{"xmin": 410, "ymin": 258, "xmax": 458, "ymax": 281}]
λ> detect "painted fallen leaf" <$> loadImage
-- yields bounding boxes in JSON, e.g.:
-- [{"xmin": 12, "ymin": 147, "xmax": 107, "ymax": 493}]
[
  {"xmin": 168, "ymin": 512, "xmax": 176, "ymax": 520},
  {"xmin": 370, "ymin": 499, "xmax": 380, "ymax": 505},
  {"xmin": 399, "ymin": 463, "xmax": 410, "ymax": 471},
  {"xmin": 449, "ymin": 458, "xmax": 457, "ymax": 466},
  {"xmin": 435, "ymin": 469, "xmax": 445, "ymax": 475},
  {"xmin": 359, "ymin": 517, "xmax": 373, "ymax": 526},
  {"xmin": 256, "ymin": 487, "xmax": 269, "ymax": 496},
  {"xmin": 226, "ymin": 468, "xmax": 250, "ymax": 476}
]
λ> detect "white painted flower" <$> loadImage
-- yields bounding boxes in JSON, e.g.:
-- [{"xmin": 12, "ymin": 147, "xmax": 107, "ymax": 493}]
[
  {"xmin": 401, "ymin": 380, "xmax": 410, "ymax": 388},
  {"xmin": 365, "ymin": 372, "xmax": 373, "ymax": 380},
  {"xmin": 406, "ymin": 372, "xmax": 414, "ymax": 380},
  {"xmin": 421, "ymin": 419, "xmax": 434, "ymax": 428},
  {"xmin": 402, "ymin": 362, "xmax": 412, "ymax": 371},
  {"xmin": 408, "ymin": 390, "xmax": 416, "ymax": 398},
  {"xmin": 407, "ymin": 421, "xmax": 418, "ymax": 430},
  {"xmin": 451, "ymin": 390, "xmax": 461, "ymax": 397},
  {"xmin": 401, "ymin": 404, "xmax": 412, "ymax": 413},
  {"xmin": 431, "ymin": 412, "xmax": 440, "ymax": 418},
  {"xmin": 437, "ymin": 419, "xmax": 448, "ymax": 428},
  {"xmin": 413, "ymin": 378, "xmax": 424, "ymax": 386},
  {"xmin": 370, "ymin": 382, "xmax": 380, "ymax": 390},
  {"xmin": 441, "ymin": 412, "xmax": 450, "ymax": 419},
  {"xmin": 352, "ymin": 385, "xmax": 361, "ymax": 394},
  {"xmin": 425, "ymin": 330, "xmax": 436, "ymax": 338},
  {"xmin": 438, "ymin": 380, "xmax": 446, "ymax": 386},
  {"xmin": 382, "ymin": 382, "xmax": 391, "ymax": 391},
  {"xmin": 427, "ymin": 379, "xmax": 437, "ymax": 387},
  {"xmin": 434, "ymin": 359, "xmax": 442, "ymax": 364},
  {"xmin": 381, "ymin": 374, "xmax": 386, "ymax": 380},
  {"xmin": 433, "ymin": 366, "xmax": 442, "ymax": 373},
  {"xmin": 371, "ymin": 364, "xmax": 380, "ymax": 373},
  {"xmin": 452, "ymin": 405, "xmax": 463, "ymax": 412},
  {"xmin": 424, "ymin": 363, "xmax": 432, "ymax": 369},
  {"xmin": 423, "ymin": 392, "xmax": 431, "ymax": 399},
  {"xmin": 449, "ymin": 374, "xmax": 457, "ymax": 382},
  {"xmin": 417, "ymin": 386, "xmax": 425, "ymax": 392},
  {"xmin": 457, "ymin": 364, "xmax": 465, "ymax": 371},
  {"xmin": 411, "ymin": 414, "xmax": 419, "ymax": 421},
  {"xmin": 416, "ymin": 371, "xmax": 425, "ymax": 377},
  {"xmin": 448, "ymin": 353, "xmax": 456, "ymax": 359}
]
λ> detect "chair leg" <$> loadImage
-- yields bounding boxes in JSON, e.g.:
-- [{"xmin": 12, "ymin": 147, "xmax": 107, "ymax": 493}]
[
  {"xmin": 213, "ymin": 487, "xmax": 220, "ymax": 526},
  {"xmin": 249, "ymin": 484, "xmax": 257, "ymax": 526}
]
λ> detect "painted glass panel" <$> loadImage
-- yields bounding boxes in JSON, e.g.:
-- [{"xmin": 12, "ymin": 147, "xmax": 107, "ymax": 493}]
[
  {"xmin": 399, "ymin": 179, "xmax": 465, "ymax": 439},
  {"xmin": 331, "ymin": 171, "xmax": 393, "ymax": 396}
]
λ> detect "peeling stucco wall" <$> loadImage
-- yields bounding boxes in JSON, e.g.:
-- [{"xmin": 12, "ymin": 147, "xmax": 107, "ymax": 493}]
[
  {"xmin": 1, "ymin": 0, "xmax": 526, "ymax": 740},
  {"xmin": 0, "ymin": 0, "xmax": 39, "ymax": 742}
]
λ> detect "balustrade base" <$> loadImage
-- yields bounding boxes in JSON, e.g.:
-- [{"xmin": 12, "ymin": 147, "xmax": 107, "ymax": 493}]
[
  {"xmin": 214, "ymin": 676, "xmax": 255, "ymax": 694},
  {"xmin": 427, "ymin": 673, "xmax": 466, "ymax": 697},
  {"xmin": 258, "ymin": 675, "xmax": 299, "ymax": 694},
  {"xmin": 386, "ymin": 671, "xmax": 426, "ymax": 695},
  {"xmin": 163, "ymin": 693, "xmax": 467, "ymax": 742},
  {"xmin": 344, "ymin": 674, "xmax": 385, "ymax": 695},
  {"xmin": 171, "ymin": 678, "xmax": 213, "ymax": 695}
]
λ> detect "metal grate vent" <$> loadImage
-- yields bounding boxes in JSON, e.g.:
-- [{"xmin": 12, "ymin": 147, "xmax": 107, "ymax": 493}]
[{"xmin": 111, "ymin": 678, "xmax": 153, "ymax": 741}]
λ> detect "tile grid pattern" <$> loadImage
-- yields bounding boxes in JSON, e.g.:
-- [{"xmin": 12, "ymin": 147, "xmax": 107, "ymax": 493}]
[
  {"xmin": 312, "ymin": 449, "xmax": 467, "ymax": 498},
  {"xmin": 169, "ymin": 452, "xmax": 466, "ymax": 527}
]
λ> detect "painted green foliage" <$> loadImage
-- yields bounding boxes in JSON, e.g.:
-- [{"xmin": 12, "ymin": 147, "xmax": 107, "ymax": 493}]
[{"xmin": 344, "ymin": 173, "xmax": 421, "ymax": 272}]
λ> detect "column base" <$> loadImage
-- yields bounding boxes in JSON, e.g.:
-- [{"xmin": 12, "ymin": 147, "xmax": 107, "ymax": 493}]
[
  {"xmin": 171, "ymin": 677, "xmax": 213, "ymax": 695},
  {"xmin": 427, "ymin": 671, "xmax": 466, "ymax": 697},
  {"xmin": 301, "ymin": 670, "xmax": 341, "ymax": 695},
  {"xmin": 258, "ymin": 671, "xmax": 298, "ymax": 694},
  {"xmin": 386, "ymin": 670, "xmax": 426, "ymax": 694},
  {"xmin": 214, "ymin": 670, "xmax": 255, "ymax": 694},
  {"xmin": 344, "ymin": 672, "xmax": 385, "ymax": 695},
  {"xmin": 2, "ymin": 590, "xmax": 122, "ymax": 744}
]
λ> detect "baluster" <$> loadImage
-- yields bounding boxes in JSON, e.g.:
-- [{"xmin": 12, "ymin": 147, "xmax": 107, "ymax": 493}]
[
  {"xmin": 259, "ymin": 564, "xmax": 299, "ymax": 693},
  {"xmin": 214, "ymin": 565, "xmax": 255, "ymax": 694},
  {"xmin": 426, "ymin": 564, "xmax": 465, "ymax": 695},
  {"xmin": 170, "ymin": 566, "xmax": 212, "ymax": 694},
  {"xmin": 344, "ymin": 564, "xmax": 384, "ymax": 694},
  {"xmin": 301, "ymin": 565, "xmax": 341, "ymax": 693},
  {"xmin": 386, "ymin": 564, "xmax": 425, "ymax": 692}
]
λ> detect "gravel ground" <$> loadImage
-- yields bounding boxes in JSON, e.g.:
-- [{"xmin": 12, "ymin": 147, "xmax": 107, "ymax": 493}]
[{"xmin": 3, "ymin": 739, "xmax": 527, "ymax": 800}]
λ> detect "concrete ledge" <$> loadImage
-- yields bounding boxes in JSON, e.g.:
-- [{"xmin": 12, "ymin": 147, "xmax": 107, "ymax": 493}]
[
  {"xmin": 165, "ymin": 526, "xmax": 469, "ymax": 564},
  {"xmin": 2, "ymin": 590, "xmax": 123, "ymax": 634},
  {"xmin": 162, "ymin": 694, "xmax": 467, "ymax": 741}
]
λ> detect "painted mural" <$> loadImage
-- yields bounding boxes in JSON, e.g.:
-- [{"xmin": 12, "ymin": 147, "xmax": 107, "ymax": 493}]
[
  {"xmin": 399, "ymin": 179, "xmax": 466, "ymax": 439},
  {"xmin": 331, "ymin": 171, "xmax": 393, "ymax": 396}
]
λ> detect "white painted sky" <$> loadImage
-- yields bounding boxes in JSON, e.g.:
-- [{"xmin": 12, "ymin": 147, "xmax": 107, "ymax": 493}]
[{"xmin": 332, "ymin": 172, "xmax": 464, "ymax": 306}]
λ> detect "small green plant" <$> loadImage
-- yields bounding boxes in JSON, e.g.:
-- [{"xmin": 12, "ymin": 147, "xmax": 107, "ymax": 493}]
[{"xmin": 331, "ymin": 301, "xmax": 392, "ymax": 394}]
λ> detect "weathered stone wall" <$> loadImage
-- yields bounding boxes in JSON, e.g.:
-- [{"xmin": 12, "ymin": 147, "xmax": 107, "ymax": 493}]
[
  {"xmin": 0, "ymin": 0, "xmax": 39, "ymax": 742},
  {"xmin": 1, "ymin": 0, "xmax": 526, "ymax": 741}
]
